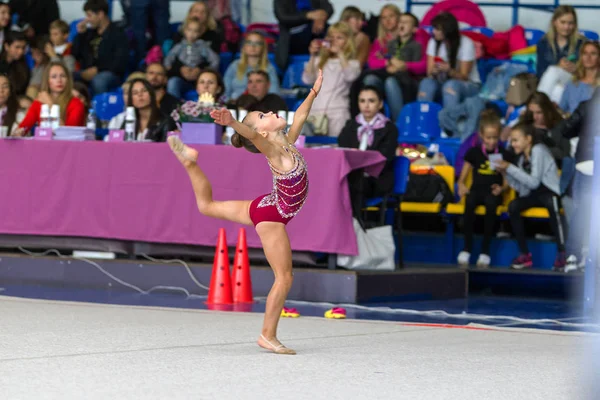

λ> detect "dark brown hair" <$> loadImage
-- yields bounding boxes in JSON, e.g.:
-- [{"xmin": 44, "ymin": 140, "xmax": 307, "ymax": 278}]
[
  {"xmin": 478, "ymin": 109, "xmax": 502, "ymax": 133},
  {"xmin": 0, "ymin": 74, "xmax": 19, "ymax": 135},
  {"xmin": 231, "ymin": 113, "xmax": 260, "ymax": 153},
  {"xmin": 511, "ymin": 121, "xmax": 540, "ymax": 145},
  {"xmin": 522, "ymin": 91, "xmax": 563, "ymax": 129},
  {"xmin": 126, "ymin": 78, "xmax": 162, "ymax": 132}
]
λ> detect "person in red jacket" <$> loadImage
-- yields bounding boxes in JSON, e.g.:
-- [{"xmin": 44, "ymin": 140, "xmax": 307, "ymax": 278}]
[{"xmin": 14, "ymin": 61, "xmax": 86, "ymax": 135}]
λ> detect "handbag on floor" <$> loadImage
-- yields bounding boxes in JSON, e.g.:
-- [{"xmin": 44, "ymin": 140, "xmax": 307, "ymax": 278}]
[{"xmin": 337, "ymin": 218, "xmax": 396, "ymax": 271}]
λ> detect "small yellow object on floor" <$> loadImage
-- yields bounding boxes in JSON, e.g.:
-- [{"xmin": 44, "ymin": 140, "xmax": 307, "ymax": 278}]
[
  {"xmin": 281, "ymin": 307, "xmax": 300, "ymax": 318},
  {"xmin": 324, "ymin": 307, "xmax": 347, "ymax": 319}
]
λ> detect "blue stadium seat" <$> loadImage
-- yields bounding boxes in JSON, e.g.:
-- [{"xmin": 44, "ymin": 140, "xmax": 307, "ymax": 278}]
[
  {"xmin": 421, "ymin": 26, "xmax": 433, "ymax": 35},
  {"xmin": 219, "ymin": 52, "xmax": 234, "ymax": 76},
  {"xmin": 69, "ymin": 19, "xmax": 83, "ymax": 43},
  {"xmin": 184, "ymin": 90, "xmax": 198, "ymax": 101},
  {"xmin": 93, "ymin": 92, "xmax": 124, "ymax": 122},
  {"xmin": 282, "ymin": 55, "xmax": 311, "ymax": 89},
  {"xmin": 396, "ymin": 101, "xmax": 442, "ymax": 141},
  {"xmin": 462, "ymin": 26, "xmax": 494, "ymax": 38},
  {"xmin": 580, "ymin": 30, "xmax": 599, "ymax": 41},
  {"xmin": 524, "ymin": 28, "xmax": 544, "ymax": 46}
]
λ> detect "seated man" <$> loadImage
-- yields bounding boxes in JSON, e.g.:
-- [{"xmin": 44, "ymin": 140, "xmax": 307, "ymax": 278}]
[
  {"xmin": 72, "ymin": 0, "xmax": 129, "ymax": 95},
  {"xmin": 146, "ymin": 62, "xmax": 181, "ymax": 116},
  {"xmin": 233, "ymin": 70, "xmax": 288, "ymax": 113}
]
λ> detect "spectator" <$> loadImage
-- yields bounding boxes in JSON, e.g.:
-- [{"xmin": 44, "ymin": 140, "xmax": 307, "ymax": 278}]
[
  {"xmin": 122, "ymin": 78, "xmax": 176, "ymax": 142},
  {"xmin": 72, "ymin": 0, "xmax": 129, "ymax": 95},
  {"xmin": 0, "ymin": 74, "xmax": 25, "ymax": 136},
  {"xmin": 9, "ymin": 0, "xmax": 59, "ymax": 39},
  {"xmin": 560, "ymin": 41, "xmax": 599, "ymax": 114},
  {"xmin": 173, "ymin": 1, "xmax": 222, "ymax": 54},
  {"xmin": 339, "ymin": 6, "xmax": 370, "ymax": 66},
  {"xmin": 536, "ymin": 6, "xmax": 583, "ymax": 103},
  {"xmin": 223, "ymin": 31, "xmax": 280, "ymax": 100},
  {"xmin": 234, "ymin": 70, "xmax": 288, "ymax": 112},
  {"xmin": 108, "ymin": 74, "xmax": 144, "ymax": 130},
  {"xmin": 165, "ymin": 17, "xmax": 219, "ymax": 99},
  {"xmin": 145, "ymin": 63, "xmax": 181, "ymax": 117},
  {"xmin": 338, "ymin": 85, "xmax": 397, "ymax": 220},
  {"xmin": 365, "ymin": 4, "xmax": 401, "ymax": 72},
  {"xmin": 196, "ymin": 68, "xmax": 225, "ymax": 103},
  {"xmin": 0, "ymin": 1, "xmax": 10, "ymax": 49},
  {"xmin": 274, "ymin": 0, "xmax": 334, "ymax": 71},
  {"xmin": 0, "ymin": 31, "xmax": 30, "ymax": 96},
  {"xmin": 302, "ymin": 22, "xmax": 361, "ymax": 137},
  {"xmin": 418, "ymin": 12, "xmax": 480, "ymax": 107},
  {"xmin": 26, "ymin": 36, "xmax": 50, "ymax": 99},
  {"xmin": 45, "ymin": 20, "xmax": 76, "ymax": 73},
  {"xmin": 128, "ymin": 0, "xmax": 170, "ymax": 66},
  {"xmin": 72, "ymin": 81, "xmax": 91, "ymax": 112},
  {"xmin": 456, "ymin": 110, "xmax": 509, "ymax": 269},
  {"xmin": 16, "ymin": 61, "xmax": 86, "ymax": 135},
  {"xmin": 495, "ymin": 122, "xmax": 565, "ymax": 270}
]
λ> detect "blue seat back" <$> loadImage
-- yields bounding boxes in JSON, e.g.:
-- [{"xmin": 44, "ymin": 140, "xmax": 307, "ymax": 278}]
[
  {"xmin": 462, "ymin": 26, "xmax": 494, "ymax": 38},
  {"xmin": 219, "ymin": 52, "xmax": 235, "ymax": 76},
  {"xmin": 393, "ymin": 156, "xmax": 410, "ymax": 195},
  {"xmin": 69, "ymin": 19, "xmax": 83, "ymax": 43},
  {"xmin": 396, "ymin": 101, "xmax": 442, "ymax": 141},
  {"xmin": 93, "ymin": 92, "xmax": 124, "ymax": 122},
  {"xmin": 282, "ymin": 55, "xmax": 311, "ymax": 89},
  {"xmin": 524, "ymin": 28, "xmax": 545, "ymax": 46},
  {"xmin": 580, "ymin": 30, "xmax": 599, "ymax": 41},
  {"xmin": 184, "ymin": 90, "xmax": 198, "ymax": 102}
]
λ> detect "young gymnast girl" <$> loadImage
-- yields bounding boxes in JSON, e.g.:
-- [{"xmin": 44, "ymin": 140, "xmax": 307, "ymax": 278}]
[{"xmin": 167, "ymin": 70, "xmax": 324, "ymax": 355}]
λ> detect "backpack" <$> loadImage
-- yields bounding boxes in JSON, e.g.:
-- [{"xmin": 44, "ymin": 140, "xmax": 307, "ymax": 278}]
[
  {"xmin": 403, "ymin": 169, "xmax": 453, "ymax": 207},
  {"xmin": 505, "ymin": 72, "xmax": 538, "ymax": 106},
  {"xmin": 219, "ymin": 15, "xmax": 242, "ymax": 53}
]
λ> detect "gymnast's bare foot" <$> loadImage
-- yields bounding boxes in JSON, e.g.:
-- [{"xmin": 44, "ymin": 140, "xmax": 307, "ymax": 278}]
[
  {"xmin": 258, "ymin": 335, "xmax": 296, "ymax": 355},
  {"xmin": 167, "ymin": 136, "xmax": 198, "ymax": 167}
]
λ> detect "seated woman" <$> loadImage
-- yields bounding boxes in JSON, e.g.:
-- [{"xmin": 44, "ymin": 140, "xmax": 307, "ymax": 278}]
[
  {"xmin": 172, "ymin": 1, "xmax": 223, "ymax": 54},
  {"xmin": 559, "ymin": 41, "xmax": 599, "ymax": 114},
  {"xmin": 122, "ymin": 78, "xmax": 176, "ymax": 142},
  {"xmin": 223, "ymin": 31, "xmax": 280, "ymax": 101},
  {"xmin": 196, "ymin": 68, "xmax": 225, "ymax": 103},
  {"xmin": 15, "ymin": 61, "xmax": 85, "ymax": 135},
  {"xmin": 0, "ymin": 74, "xmax": 25, "ymax": 136},
  {"xmin": 338, "ymin": 86, "xmax": 397, "ymax": 219}
]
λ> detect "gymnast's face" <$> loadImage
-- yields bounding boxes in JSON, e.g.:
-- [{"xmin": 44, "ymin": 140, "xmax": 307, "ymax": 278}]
[{"xmin": 248, "ymin": 111, "xmax": 287, "ymax": 136}]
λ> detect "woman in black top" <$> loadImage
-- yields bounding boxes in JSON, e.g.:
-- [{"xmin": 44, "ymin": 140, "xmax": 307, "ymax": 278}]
[{"xmin": 0, "ymin": 31, "xmax": 30, "ymax": 96}]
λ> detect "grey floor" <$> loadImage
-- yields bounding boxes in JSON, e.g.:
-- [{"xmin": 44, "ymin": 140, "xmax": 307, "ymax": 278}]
[{"xmin": 0, "ymin": 295, "xmax": 594, "ymax": 400}]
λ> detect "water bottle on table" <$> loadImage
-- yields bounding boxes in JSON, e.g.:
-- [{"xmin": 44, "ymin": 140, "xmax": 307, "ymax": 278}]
[{"xmin": 125, "ymin": 107, "xmax": 136, "ymax": 141}]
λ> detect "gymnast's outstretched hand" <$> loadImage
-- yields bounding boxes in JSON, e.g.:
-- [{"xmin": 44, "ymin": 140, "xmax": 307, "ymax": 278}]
[{"xmin": 210, "ymin": 108, "xmax": 234, "ymax": 126}]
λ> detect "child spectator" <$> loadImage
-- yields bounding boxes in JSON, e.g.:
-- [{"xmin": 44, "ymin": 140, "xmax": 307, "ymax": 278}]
[
  {"xmin": 338, "ymin": 85, "xmax": 397, "ymax": 219},
  {"xmin": 456, "ymin": 110, "xmax": 509, "ymax": 269},
  {"xmin": 165, "ymin": 17, "xmax": 219, "ymax": 99},
  {"xmin": 0, "ymin": 31, "xmax": 30, "ymax": 96},
  {"xmin": 45, "ymin": 20, "xmax": 76, "ymax": 73},
  {"xmin": 302, "ymin": 22, "xmax": 361, "ymax": 137},
  {"xmin": 494, "ymin": 122, "xmax": 565, "ymax": 270},
  {"xmin": 26, "ymin": 36, "xmax": 50, "ymax": 99},
  {"xmin": 559, "ymin": 41, "xmax": 600, "ymax": 114},
  {"xmin": 173, "ymin": 1, "xmax": 223, "ymax": 54},
  {"xmin": 536, "ymin": 6, "xmax": 584, "ymax": 103},
  {"xmin": 223, "ymin": 31, "xmax": 279, "ymax": 100},
  {"xmin": 339, "ymin": 6, "xmax": 370, "ymax": 66},
  {"xmin": 0, "ymin": 1, "xmax": 10, "ymax": 49}
]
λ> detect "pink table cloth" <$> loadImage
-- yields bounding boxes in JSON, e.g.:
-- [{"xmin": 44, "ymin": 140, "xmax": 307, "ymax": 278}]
[{"xmin": 0, "ymin": 140, "xmax": 385, "ymax": 255}]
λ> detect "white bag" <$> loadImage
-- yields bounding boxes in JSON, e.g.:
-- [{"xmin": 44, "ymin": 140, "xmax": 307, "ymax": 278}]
[{"xmin": 337, "ymin": 218, "xmax": 396, "ymax": 271}]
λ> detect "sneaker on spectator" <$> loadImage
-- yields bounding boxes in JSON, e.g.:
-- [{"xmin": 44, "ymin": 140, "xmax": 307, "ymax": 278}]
[
  {"xmin": 510, "ymin": 253, "xmax": 533, "ymax": 270},
  {"xmin": 564, "ymin": 255, "xmax": 579, "ymax": 273},
  {"xmin": 457, "ymin": 251, "xmax": 470, "ymax": 268},
  {"xmin": 552, "ymin": 252, "xmax": 566, "ymax": 272},
  {"xmin": 476, "ymin": 254, "xmax": 491, "ymax": 269}
]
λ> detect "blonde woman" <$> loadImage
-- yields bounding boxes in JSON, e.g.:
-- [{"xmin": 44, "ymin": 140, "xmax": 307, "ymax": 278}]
[
  {"xmin": 339, "ymin": 6, "xmax": 370, "ymax": 65},
  {"xmin": 174, "ymin": 1, "xmax": 222, "ymax": 54},
  {"xmin": 302, "ymin": 22, "xmax": 361, "ymax": 137},
  {"xmin": 560, "ymin": 41, "xmax": 600, "ymax": 114},
  {"xmin": 223, "ymin": 31, "xmax": 280, "ymax": 100},
  {"xmin": 15, "ymin": 60, "xmax": 85, "ymax": 135},
  {"xmin": 366, "ymin": 4, "xmax": 401, "ymax": 70},
  {"xmin": 536, "ymin": 6, "xmax": 584, "ymax": 103}
]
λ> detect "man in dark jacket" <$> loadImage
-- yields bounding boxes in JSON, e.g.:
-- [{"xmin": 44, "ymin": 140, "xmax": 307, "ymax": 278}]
[
  {"xmin": 72, "ymin": 0, "xmax": 129, "ymax": 95},
  {"xmin": 9, "ymin": 0, "xmax": 59, "ymax": 39},
  {"xmin": 274, "ymin": 0, "xmax": 333, "ymax": 72}
]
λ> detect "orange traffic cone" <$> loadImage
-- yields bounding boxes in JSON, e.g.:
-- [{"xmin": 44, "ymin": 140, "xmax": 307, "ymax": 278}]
[
  {"xmin": 232, "ymin": 227, "xmax": 254, "ymax": 303},
  {"xmin": 206, "ymin": 228, "xmax": 233, "ymax": 305}
]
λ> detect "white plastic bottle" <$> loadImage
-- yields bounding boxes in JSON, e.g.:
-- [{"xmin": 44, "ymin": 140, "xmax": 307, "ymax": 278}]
[
  {"xmin": 50, "ymin": 104, "xmax": 60, "ymax": 131},
  {"xmin": 125, "ymin": 107, "xmax": 136, "ymax": 141},
  {"xmin": 40, "ymin": 104, "xmax": 50, "ymax": 128}
]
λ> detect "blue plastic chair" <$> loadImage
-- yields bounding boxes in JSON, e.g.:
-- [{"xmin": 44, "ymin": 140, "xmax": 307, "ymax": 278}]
[
  {"xmin": 396, "ymin": 101, "xmax": 443, "ymax": 141},
  {"xmin": 184, "ymin": 90, "xmax": 198, "ymax": 102},
  {"xmin": 68, "ymin": 19, "xmax": 83, "ymax": 43},
  {"xmin": 282, "ymin": 55, "xmax": 311, "ymax": 89},
  {"xmin": 219, "ymin": 52, "xmax": 234, "ymax": 76},
  {"xmin": 524, "ymin": 28, "xmax": 545, "ymax": 46},
  {"xmin": 93, "ymin": 92, "xmax": 124, "ymax": 122},
  {"xmin": 580, "ymin": 30, "xmax": 599, "ymax": 41},
  {"xmin": 462, "ymin": 26, "xmax": 494, "ymax": 38}
]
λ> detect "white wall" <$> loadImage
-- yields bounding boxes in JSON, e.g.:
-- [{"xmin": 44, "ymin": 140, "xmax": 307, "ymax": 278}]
[{"xmin": 58, "ymin": 0, "xmax": 600, "ymax": 32}]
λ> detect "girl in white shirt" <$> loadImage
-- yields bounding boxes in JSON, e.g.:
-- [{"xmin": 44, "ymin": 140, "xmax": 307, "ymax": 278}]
[{"xmin": 418, "ymin": 12, "xmax": 480, "ymax": 107}]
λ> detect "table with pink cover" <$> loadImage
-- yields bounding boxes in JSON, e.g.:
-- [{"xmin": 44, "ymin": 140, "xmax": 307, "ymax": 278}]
[{"xmin": 0, "ymin": 140, "xmax": 385, "ymax": 256}]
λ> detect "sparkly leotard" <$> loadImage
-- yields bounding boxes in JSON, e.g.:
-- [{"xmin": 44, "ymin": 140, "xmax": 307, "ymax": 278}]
[{"xmin": 248, "ymin": 143, "xmax": 309, "ymax": 226}]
